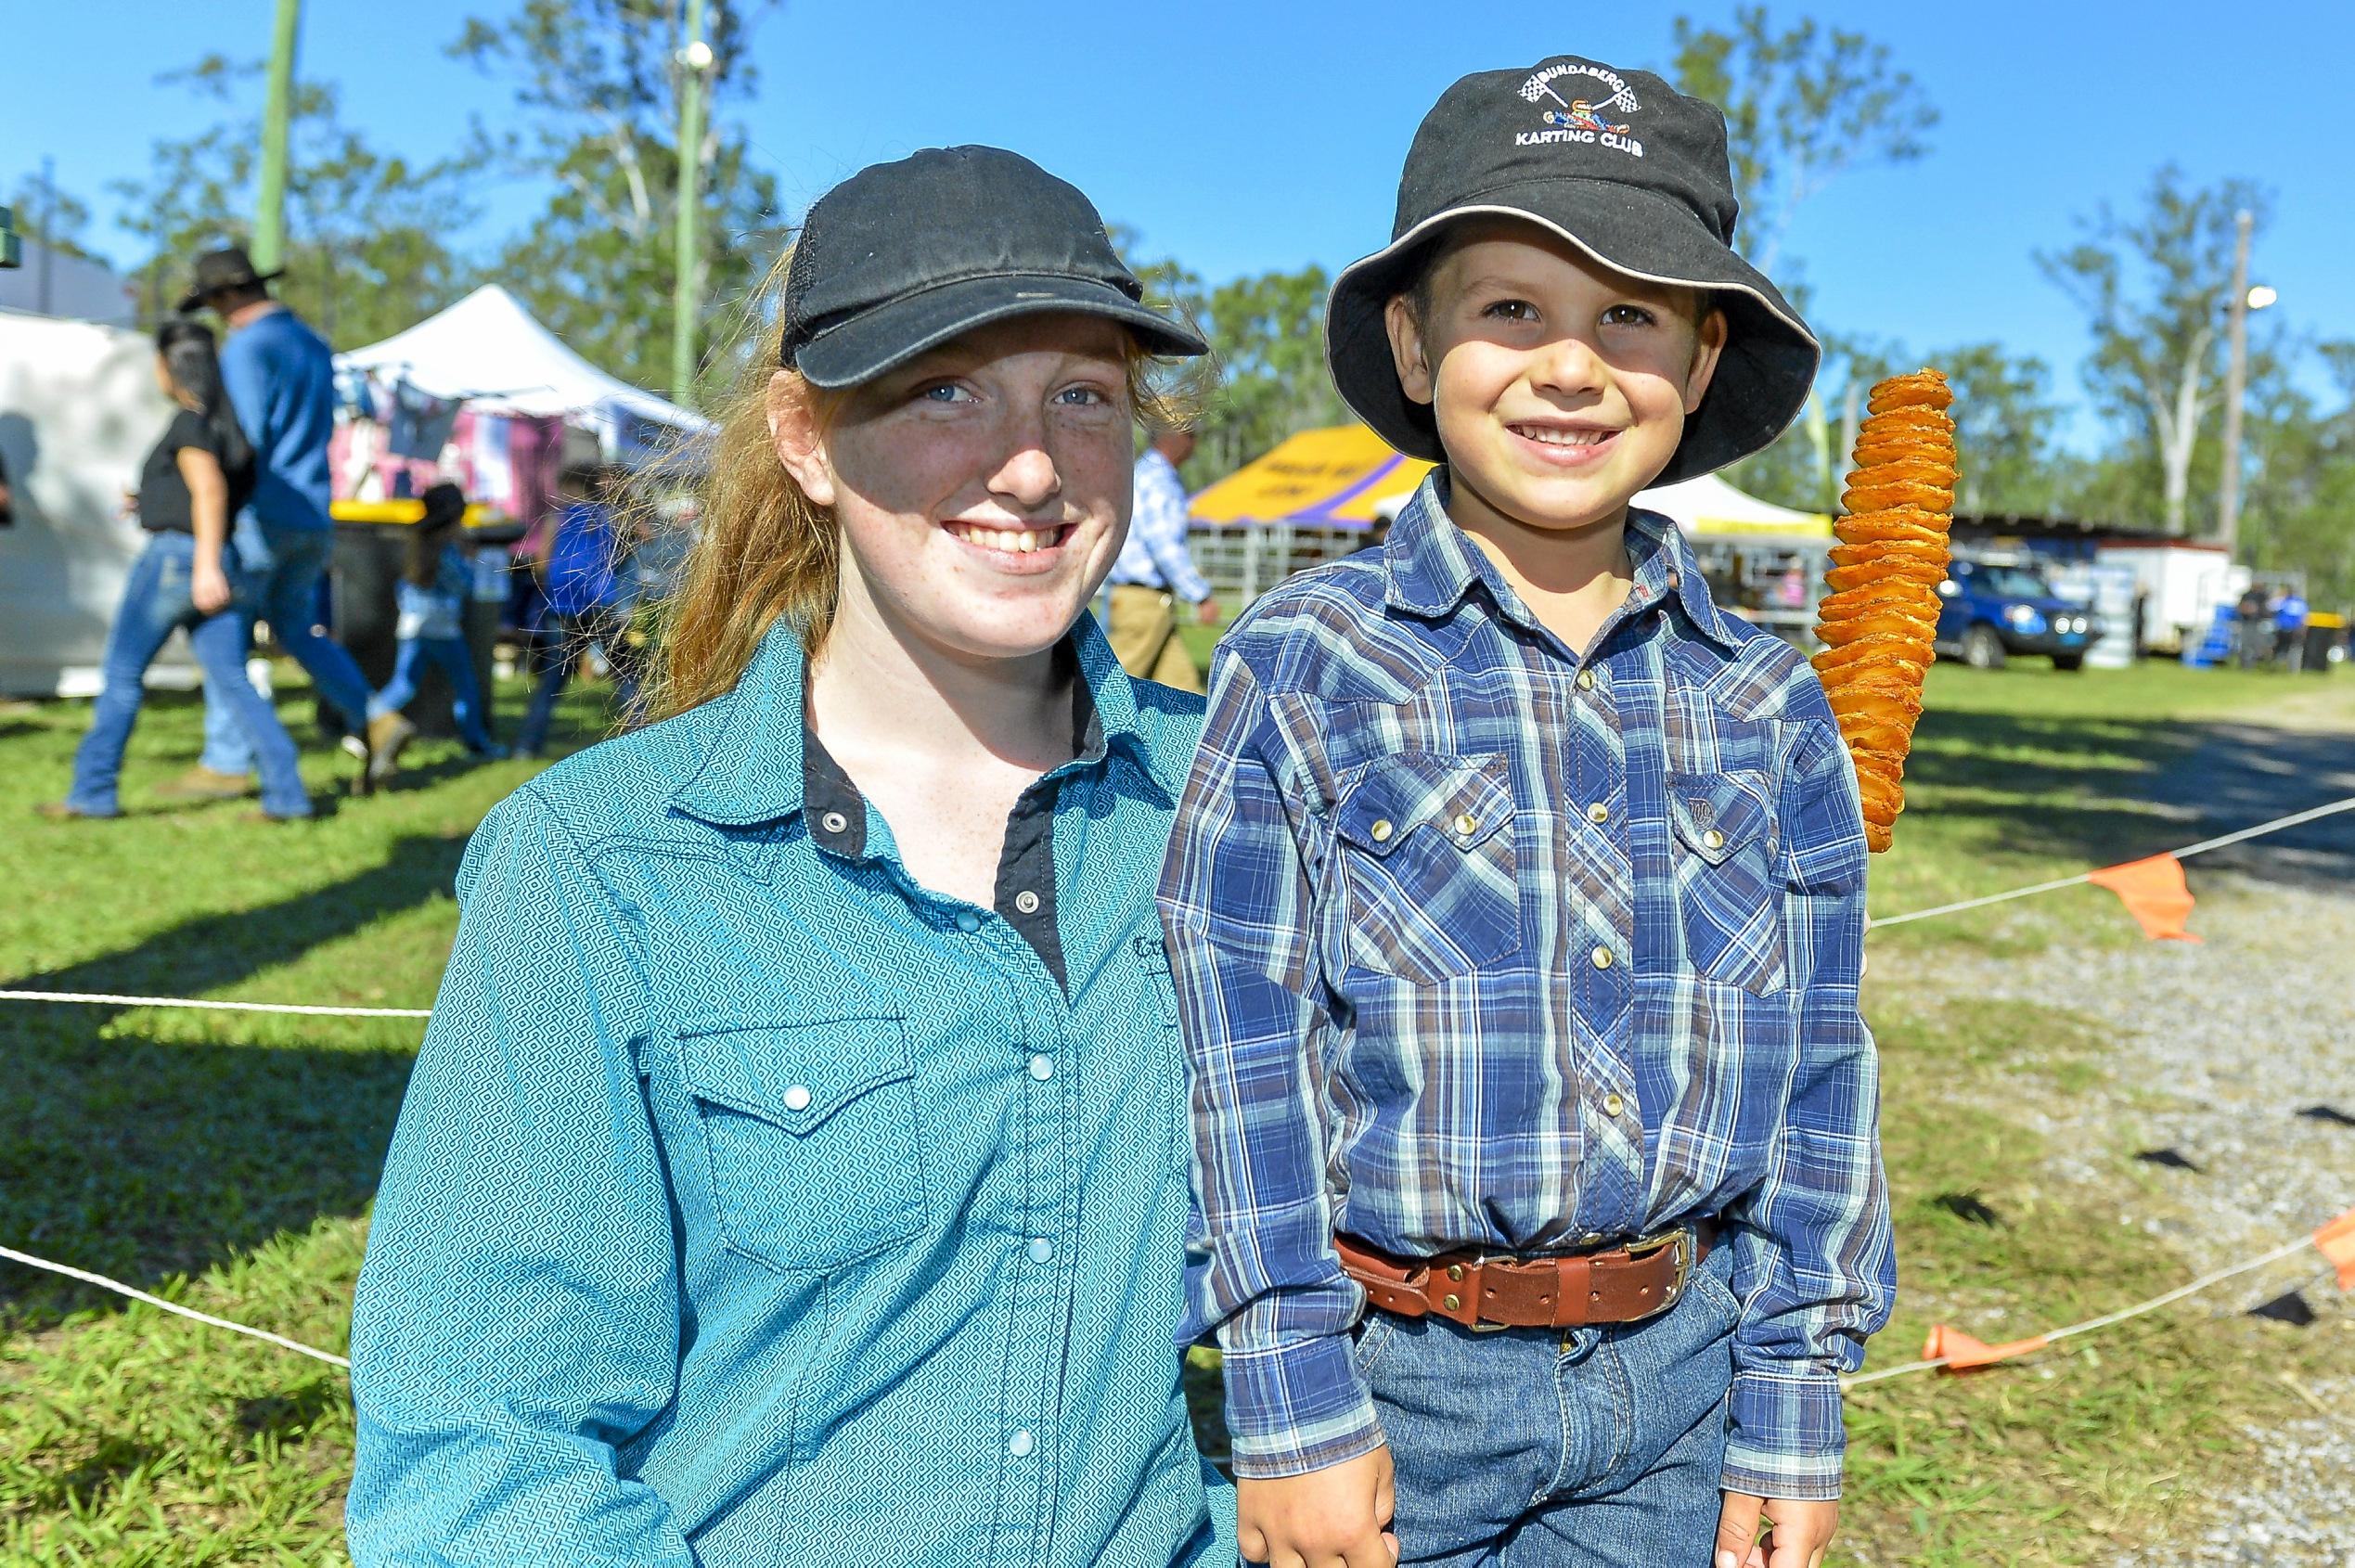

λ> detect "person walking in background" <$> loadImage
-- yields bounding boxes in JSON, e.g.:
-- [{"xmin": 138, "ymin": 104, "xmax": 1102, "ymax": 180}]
[
  {"xmin": 160, "ymin": 246, "xmax": 380, "ymax": 799},
  {"xmin": 43, "ymin": 320, "xmax": 311, "ymax": 822},
  {"xmin": 512, "ymin": 465, "xmax": 648, "ymax": 758},
  {"xmin": 2273, "ymin": 585, "xmax": 2310, "ymax": 672},
  {"xmin": 363, "ymin": 482, "xmax": 502, "ymax": 782},
  {"xmin": 2234, "ymin": 585, "xmax": 2271, "ymax": 668},
  {"xmin": 1106, "ymin": 426, "xmax": 1218, "ymax": 692}
]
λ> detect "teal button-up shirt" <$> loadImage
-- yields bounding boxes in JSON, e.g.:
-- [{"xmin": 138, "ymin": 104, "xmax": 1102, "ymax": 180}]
[{"xmin": 349, "ymin": 617, "xmax": 1235, "ymax": 1567}]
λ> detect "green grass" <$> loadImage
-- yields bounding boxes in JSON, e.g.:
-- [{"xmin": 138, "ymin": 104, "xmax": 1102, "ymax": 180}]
[{"xmin": 3, "ymin": 656, "xmax": 2349, "ymax": 1562}]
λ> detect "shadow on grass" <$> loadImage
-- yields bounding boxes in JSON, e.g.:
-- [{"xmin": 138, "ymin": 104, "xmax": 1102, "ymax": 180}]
[
  {"xmin": 6, "ymin": 832, "xmax": 465, "ymax": 1016},
  {"xmin": 1905, "ymin": 707, "xmax": 2355, "ymax": 888},
  {"xmin": 0, "ymin": 835, "xmax": 465, "ymax": 1313}
]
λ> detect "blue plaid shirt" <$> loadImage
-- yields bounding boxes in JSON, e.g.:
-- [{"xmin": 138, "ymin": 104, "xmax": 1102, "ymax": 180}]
[{"xmin": 1158, "ymin": 477, "xmax": 1895, "ymax": 1500}]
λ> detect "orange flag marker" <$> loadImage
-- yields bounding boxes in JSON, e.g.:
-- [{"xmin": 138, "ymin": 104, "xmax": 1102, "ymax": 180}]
[
  {"xmin": 2087, "ymin": 853, "xmax": 2200, "ymax": 942},
  {"xmin": 2316, "ymin": 1208, "xmax": 2355, "ymax": 1292},
  {"xmin": 1923, "ymin": 1323, "xmax": 2052, "ymax": 1371}
]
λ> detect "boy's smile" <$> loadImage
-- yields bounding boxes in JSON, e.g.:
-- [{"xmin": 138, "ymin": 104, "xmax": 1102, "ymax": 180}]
[{"xmin": 1383, "ymin": 218, "xmax": 1727, "ymax": 546}]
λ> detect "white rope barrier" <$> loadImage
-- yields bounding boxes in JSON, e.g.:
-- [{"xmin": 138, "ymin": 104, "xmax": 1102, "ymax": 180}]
[
  {"xmin": 1842, "ymin": 1233, "xmax": 2324, "ymax": 1389},
  {"xmin": 0, "ymin": 988, "xmax": 431, "ymax": 1020},
  {"xmin": 1872, "ymin": 792, "xmax": 2355, "ymax": 929},
  {"xmin": 0, "ymin": 1243, "xmax": 350, "ymax": 1369}
]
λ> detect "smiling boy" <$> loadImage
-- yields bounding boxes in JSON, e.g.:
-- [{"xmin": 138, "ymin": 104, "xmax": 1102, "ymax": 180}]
[{"xmin": 1159, "ymin": 56, "xmax": 1895, "ymax": 1568}]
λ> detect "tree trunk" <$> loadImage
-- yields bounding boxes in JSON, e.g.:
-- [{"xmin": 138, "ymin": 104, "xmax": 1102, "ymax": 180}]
[{"xmin": 2153, "ymin": 325, "xmax": 2213, "ymax": 534}]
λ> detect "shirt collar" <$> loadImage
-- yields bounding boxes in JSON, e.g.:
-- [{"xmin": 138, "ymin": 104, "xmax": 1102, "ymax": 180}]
[
  {"xmin": 668, "ymin": 610, "xmax": 1154, "ymax": 829},
  {"xmin": 1380, "ymin": 471, "xmax": 1747, "ymax": 652}
]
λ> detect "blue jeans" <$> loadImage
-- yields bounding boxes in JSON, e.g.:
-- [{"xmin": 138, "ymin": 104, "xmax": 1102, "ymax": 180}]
[
  {"xmin": 199, "ymin": 520, "xmax": 376, "ymax": 774},
  {"xmin": 515, "ymin": 606, "xmax": 644, "ymax": 754},
  {"xmin": 1357, "ymin": 1239, "xmax": 1737, "ymax": 1566},
  {"xmin": 68, "ymin": 532, "xmax": 312, "ymax": 819},
  {"xmin": 369, "ymin": 636, "xmax": 493, "ymax": 751}
]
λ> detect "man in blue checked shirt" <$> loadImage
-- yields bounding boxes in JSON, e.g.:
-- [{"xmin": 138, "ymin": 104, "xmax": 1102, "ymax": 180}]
[
  {"xmin": 1107, "ymin": 427, "xmax": 1219, "ymax": 692},
  {"xmin": 1159, "ymin": 56, "xmax": 1893, "ymax": 1568}
]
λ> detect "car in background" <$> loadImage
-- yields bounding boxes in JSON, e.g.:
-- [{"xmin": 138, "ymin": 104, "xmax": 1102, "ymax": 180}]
[{"xmin": 1936, "ymin": 556, "xmax": 2102, "ymax": 671}]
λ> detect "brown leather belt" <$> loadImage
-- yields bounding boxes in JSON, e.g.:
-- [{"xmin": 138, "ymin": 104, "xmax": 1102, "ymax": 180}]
[{"xmin": 1335, "ymin": 1222, "xmax": 1717, "ymax": 1330}]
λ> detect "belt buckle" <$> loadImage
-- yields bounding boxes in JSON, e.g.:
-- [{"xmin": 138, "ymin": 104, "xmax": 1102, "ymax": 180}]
[
  {"xmin": 1442, "ymin": 1253, "xmax": 1515, "ymax": 1332},
  {"xmin": 1627, "ymin": 1227, "xmax": 1693, "ymax": 1305}
]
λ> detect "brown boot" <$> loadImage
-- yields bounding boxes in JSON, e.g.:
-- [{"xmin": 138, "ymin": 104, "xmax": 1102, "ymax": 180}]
[
  {"xmin": 366, "ymin": 712, "xmax": 417, "ymax": 787},
  {"xmin": 150, "ymin": 765, "xmax": 255, "ymax": 802}
]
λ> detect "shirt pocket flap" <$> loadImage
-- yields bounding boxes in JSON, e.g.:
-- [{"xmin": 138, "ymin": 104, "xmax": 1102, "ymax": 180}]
[
  {"xmin": 1667, "ymin": 770, "xmax": 1778, "ymax": 866},
  {"xmin": 679, "ymin": 1015, "xmax": 913, "ymax": 1137},
  {"xmin": 1334, "ymin": 752, "xmax": 1513, "ymax": 858}
]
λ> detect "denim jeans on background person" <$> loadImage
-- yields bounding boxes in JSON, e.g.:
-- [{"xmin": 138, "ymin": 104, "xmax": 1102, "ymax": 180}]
[
  {"xmin": 1358, "ymin": 1240, "xmax": 1739, "ymax": 1567},
  {"xmin": 514, "ymin": 606, "xmax": 644, "ymax": 755},
  {"xmin": 199, "ymin": 518, "xmax": 375, "ymax": 775},
  {"xmin": 68, "ymin": 532, "xmax": 312, "ymax": 820},
  {"xmin": 369, "ymin": 636, "xmax": 493, "ymax": 752}
]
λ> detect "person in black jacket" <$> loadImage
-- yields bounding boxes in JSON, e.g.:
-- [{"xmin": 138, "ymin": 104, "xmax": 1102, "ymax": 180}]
[{"xmin": 44, "ymin": 318, "xmax": 314, "ymax": 821}]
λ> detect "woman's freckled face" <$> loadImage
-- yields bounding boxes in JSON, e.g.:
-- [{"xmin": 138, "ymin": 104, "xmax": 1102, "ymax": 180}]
[{"xmin": 774, "ymin": 314, "xmax": 1138, "ymax": 663}]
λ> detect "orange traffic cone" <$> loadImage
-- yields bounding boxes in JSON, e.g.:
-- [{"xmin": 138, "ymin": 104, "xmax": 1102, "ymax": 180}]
[
  {"xmin": 2087, "ymin": 854, "xmax": 2200, "ymax": 942},
  {"xmin": 2316, "ymin": 1208, "xmax": 2355, "ymax": 1292},
  {"xmin": 1923, "ymin": 1323, "xmax": 2051, "ymax": 1371}
]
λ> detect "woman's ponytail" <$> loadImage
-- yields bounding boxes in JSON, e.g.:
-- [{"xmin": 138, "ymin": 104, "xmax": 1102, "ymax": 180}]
[{"xmin": 155, "ymin": 317, "xmax": 251, "ymax": 475}]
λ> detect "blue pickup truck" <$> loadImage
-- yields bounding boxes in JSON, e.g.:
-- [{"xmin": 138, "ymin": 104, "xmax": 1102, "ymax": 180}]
[{"xmin": 1936, "ymin": 557, "xmax": 2101, "ymax": 671}]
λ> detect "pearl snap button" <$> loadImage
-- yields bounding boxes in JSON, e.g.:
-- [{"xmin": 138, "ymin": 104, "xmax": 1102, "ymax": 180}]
[
  {"xmin": 1008, "ymin": 1429, "xmax": 1035, "ymax": 1458},
  {"xmin": 1591, "ymin": 945, "xmax": 1614, "ymax": 970},
  {"xmin": 1586, "ymin": 802, "xmax": 1609, "ymax": 824},
  {"xmin": 1028, "ymin": 1054, "xmax": 1053, "ymax": 1082},
  {"xmin": 1602, "ymin": 1093, "xmax": 1626, "ymax": 1117},
  {"xmin": 1454, "ymin": 813, "xmax": 1479, "ymax": 836},
  {"xmin": 1702, "ymin": 828, "xmax": 1725, "ymax": 851},
  {"xmin": 781, "ymin": 1084, "xmax": 813, "ymax": 1112},
  {"xmin": 1370, "ymin": 818, "xmax": 1394, "ymax": 842},
  {"xmin": 1028, "ymin": 1238, "xmax": 1054, "ymax": 1265}
]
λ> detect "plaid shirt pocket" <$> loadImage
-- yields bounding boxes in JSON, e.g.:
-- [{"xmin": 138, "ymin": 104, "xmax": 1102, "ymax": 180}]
[
  {"xmin": 1332, "ymin": 752, "xmax": 1521, "ymax": 983},
  {"xmin": 1667, "ymin": 769, "xmax": 1788, "ymax": 996}
]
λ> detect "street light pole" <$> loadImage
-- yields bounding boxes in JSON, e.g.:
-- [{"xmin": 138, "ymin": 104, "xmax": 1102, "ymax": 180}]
[
  {"xmin": 252, "ymin": 0, "xmax": 302, "ymax": 275},
  {"xmin": 2216, "ymin": 207, "xmax": 2254, "ymax": 556},
  {"xmin": 671, "ymin": 0, "xmax": 712, "ymax": 405}
]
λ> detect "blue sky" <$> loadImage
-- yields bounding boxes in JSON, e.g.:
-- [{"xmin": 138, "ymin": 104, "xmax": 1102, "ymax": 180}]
[{"xmin": 8, "ymin": 0, "xmax": 2351, "ymax": 449}]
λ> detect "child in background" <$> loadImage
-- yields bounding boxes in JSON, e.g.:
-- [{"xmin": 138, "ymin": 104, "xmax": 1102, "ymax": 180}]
[
  {"xmin": 513, "ymin": 465, "xmax": 647, "ymax": 758},
  {"xmin": 367, "ymin": 482, "xmax": 500, "ymax": 779},
  {"xmin": 1161, "ymin": 54, "xmax": 1894, "ymax": 1568}
]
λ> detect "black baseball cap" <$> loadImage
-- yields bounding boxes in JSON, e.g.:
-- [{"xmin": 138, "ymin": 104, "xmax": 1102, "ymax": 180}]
[
  {"xmin": 1326, "ymin": 55, "xmax": 1819, "ymax": 484},
  {"xmin": 779, "ymin": 146, "xmax": 1207, "ymax": 388}
]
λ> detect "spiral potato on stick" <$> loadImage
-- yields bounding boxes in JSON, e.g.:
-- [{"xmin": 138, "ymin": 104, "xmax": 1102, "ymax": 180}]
[{"xmin": 1810, "ymin": 368, "xmax": 1957, "ymax": 853}]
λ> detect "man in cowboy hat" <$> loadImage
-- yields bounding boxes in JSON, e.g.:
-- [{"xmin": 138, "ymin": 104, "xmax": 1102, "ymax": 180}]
[{"xmin": 159, "ymin": 245, "xmax": 384, "ymax": 798}]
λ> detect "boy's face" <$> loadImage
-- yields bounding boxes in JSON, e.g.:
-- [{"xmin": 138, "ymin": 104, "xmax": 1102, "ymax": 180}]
[{"xmin": 1384, "ymin": 220, "xmax": 1726, "ymax": 538}]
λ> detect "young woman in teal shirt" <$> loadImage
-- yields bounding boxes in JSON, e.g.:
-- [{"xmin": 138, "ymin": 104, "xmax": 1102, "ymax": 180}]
[{"xmin": 347, "ymin": 148, "xmax": 1235, "ymax": 1567}]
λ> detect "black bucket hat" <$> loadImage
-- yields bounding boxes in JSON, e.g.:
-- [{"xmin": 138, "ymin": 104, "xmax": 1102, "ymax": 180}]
[
  {"xmin": 1326, "ymin": 55, "xmax": 1819, "ymax": 485},
  {"xmin": 178, "ymin": 245, "xmax": 285, "ymax": 314},
  {"xmin": 779, "ymin": 146, "xmax": 1207, "ymax": 388}
]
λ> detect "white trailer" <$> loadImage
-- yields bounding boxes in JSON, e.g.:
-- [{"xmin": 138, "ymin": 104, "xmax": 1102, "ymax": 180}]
[{"xmin": 2091, "ymin": 540, "xmax": 2247, "ymax": 656}]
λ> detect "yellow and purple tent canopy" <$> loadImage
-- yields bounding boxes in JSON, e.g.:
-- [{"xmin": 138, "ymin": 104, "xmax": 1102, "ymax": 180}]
[{"xmin": 1186, "ymin": 425, "xmax": 1434, "ymax": 529}]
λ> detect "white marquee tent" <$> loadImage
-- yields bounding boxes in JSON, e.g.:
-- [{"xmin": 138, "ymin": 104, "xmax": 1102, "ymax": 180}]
[
  {"xmin": 337, "ymin": 284, "xmax": 708, "ymax": 465},
  {"xmin": 1635, "ymin": 471, "xmax": 1830, "ymax": 536}
]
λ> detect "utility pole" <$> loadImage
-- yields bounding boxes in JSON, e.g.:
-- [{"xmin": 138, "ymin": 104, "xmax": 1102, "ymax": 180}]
[
  {"xmin": 2216, "ymin": 207, "xmax": 2254, "ymax": 557},
  {"xmin": 671, "ymin": 0, "xmax": 713, "ymax": 404},
  {"xmin": 251, "ymin": 0, "xmax": 303, "ymax": 273}
]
